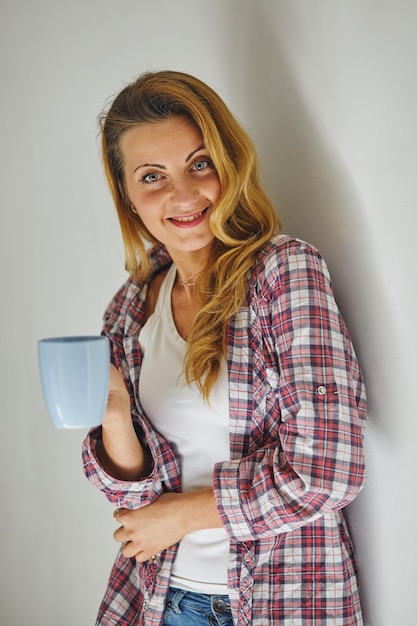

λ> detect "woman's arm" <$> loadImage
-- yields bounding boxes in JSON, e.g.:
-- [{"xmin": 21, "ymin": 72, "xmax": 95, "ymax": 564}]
[
  {"xmin": 213, "ymin": 240, "xmax": 367, "ymax": 541},
  {"xmin": 82, "ymin": 266, "xmax": 182, "ymax": 508},
  {"xmin": 114, "ymin": 487, "xmax": 222, "ymax": 562},
  {"xmin": 97, "ymin": 364, "xmax": 152, "ymax": 481}
]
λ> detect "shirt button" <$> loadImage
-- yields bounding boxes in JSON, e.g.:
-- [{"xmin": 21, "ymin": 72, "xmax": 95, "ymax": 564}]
[{"xmin": 317, "ymin": 385, "xmax": 327, "ymax": 396}]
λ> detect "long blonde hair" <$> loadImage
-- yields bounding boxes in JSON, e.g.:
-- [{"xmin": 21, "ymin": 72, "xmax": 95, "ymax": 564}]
[{"xmin": 100, "ymin": 70, "xmax": 280, "ymax": 398}]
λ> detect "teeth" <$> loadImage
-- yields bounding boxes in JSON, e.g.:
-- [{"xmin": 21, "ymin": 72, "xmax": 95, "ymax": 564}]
[{"xmin": 173, "ymin": 209, "xmax": 205, "ymax": 222}]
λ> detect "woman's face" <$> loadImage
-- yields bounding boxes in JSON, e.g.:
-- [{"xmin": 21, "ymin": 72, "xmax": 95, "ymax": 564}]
[{"xmin": 120, "ymin": 115, "xmax": 221, "ymax": 257}]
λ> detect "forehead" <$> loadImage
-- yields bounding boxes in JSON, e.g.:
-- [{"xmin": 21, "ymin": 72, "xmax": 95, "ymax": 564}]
[{"xmin": 119, "ymin": 115, "xmax": 204, "ymax": 165}]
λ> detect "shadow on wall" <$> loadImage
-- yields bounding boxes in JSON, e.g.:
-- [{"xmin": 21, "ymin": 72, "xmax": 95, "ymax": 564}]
[{"xmin": 223, "ymin": 4, "xmax": 401, "ymax": 624}]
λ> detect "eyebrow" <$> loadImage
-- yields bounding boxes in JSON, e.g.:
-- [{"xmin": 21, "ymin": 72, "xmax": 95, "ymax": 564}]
[{"xmin": 133, "ymin": 145, "xmax": 205, "ymax": 174}]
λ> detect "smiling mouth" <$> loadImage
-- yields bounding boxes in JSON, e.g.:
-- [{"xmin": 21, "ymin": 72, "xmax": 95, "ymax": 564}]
[{"xmin": 169, "ymin": 207, "xmax": 208, "ymax": 224}]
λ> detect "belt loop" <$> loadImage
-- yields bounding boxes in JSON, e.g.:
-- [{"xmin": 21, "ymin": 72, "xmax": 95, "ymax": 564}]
[{"xmin": 166, "ymin": 588, "xmax": 187, "ymax": 614}]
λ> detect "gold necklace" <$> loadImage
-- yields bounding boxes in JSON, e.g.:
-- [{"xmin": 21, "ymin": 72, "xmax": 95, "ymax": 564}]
[{"xmin": 178, "ymin": 278, "xmax": 196, "ymax": 287}]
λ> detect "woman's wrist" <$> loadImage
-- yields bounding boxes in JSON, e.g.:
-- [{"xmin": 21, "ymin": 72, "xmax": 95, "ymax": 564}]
[{"xmin": 178, "ymin": 488, "xmax": 223, "ymax": 533}]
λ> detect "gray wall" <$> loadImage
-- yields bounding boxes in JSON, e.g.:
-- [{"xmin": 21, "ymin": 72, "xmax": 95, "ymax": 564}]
[{"xmin": 1, "ymin": 1, "xmax": 416, "ymax": 624}]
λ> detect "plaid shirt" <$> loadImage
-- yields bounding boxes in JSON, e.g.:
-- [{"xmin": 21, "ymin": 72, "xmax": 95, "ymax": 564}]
[{"xmin": 82, "ymin": 234, "xmax": 366, "ymax": 625}]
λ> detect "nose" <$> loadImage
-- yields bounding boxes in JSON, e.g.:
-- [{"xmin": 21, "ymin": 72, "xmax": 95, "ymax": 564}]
[{"xmin": 169, "ymin": 179, "xmax": 199, "ymax": 209}]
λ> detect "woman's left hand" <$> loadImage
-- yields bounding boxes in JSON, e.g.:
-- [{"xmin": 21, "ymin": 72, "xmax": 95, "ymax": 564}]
[
  {"xmin": 113, "ymin": 492, "xmax": 189, "ymax": 562},
  {"xmin": 113, "ymin": 488, "xmax": 222, "ymax": 562}
]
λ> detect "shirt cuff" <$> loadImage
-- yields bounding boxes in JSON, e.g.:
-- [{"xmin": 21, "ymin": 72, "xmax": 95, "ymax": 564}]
[{"xmin": 82, "ymin": 426, "xmax": 165, "ymax": 509}]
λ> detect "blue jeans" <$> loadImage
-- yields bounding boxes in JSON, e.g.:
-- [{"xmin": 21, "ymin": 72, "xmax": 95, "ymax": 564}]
[{"xmin": 163, "ymin": 587, "xmax": 233, "ymax": 626}]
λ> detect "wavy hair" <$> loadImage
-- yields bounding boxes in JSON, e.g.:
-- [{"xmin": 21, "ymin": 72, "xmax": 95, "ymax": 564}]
[{"xmin": 100, "ymin": 70, "xmax": 280, "ymax": 398}]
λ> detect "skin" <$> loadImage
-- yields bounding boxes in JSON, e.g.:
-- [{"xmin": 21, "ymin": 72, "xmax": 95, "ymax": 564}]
[
  {"xmin": 121, "ymin": 114, "xmax": 221, "ymax": 280},
  {"xmin": 99, "ymin": 115, "xmax": 225, "ymax": 562}
]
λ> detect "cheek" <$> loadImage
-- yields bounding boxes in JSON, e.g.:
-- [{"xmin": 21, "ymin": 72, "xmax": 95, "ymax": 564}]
[
  {"xmin": 128, "ymin": 194, "xmax": 154, "ymax": 227},
  {"xmin": 135, "ymin": 205, "xmax": 159, "ymax": 230},
  {"xmin": 129, "ymin": 188, "xmax": 155, "ymax": 216},
  {"xmin": 209, "ymin": 176, "xmax": 222, "ymax": 202}
]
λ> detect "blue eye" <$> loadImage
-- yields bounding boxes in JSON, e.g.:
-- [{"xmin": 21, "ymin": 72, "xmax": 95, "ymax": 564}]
[
  {"xmin": 142, "ymin": 172, "xmax": 161, "ymax": 184},
  {"xmin": 192, "ymin": 159, "xmax": 211, "ymax": 171}
]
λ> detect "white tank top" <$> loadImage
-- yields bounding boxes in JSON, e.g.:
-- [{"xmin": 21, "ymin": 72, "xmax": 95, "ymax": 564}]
[{"xmin": 139, "ymin": 263, "xmax": 230, "ymax": 594}]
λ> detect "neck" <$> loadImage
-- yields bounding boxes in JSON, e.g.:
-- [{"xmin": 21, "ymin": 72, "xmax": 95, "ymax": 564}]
[
  {"xmin": 177, "ymin": 277, "xmax": 196, "ymax": 287},
  {"xmin": 167, "ymin": 242, "xmax": 214, "ymax": 290}
]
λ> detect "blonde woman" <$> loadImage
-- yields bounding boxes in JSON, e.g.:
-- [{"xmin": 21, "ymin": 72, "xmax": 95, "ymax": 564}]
[{"xmin": 83, "ymin": 70, "xmax": 367, "ymax": 625}]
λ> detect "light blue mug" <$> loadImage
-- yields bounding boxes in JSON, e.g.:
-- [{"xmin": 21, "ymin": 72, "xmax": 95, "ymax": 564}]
[{"xmin": 38, "ymin": 335, "xmax": 110, "ymax": 429}]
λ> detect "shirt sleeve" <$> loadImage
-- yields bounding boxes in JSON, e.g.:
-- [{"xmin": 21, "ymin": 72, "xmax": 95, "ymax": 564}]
[
  {"xmin": 213, "ymin": 240, "xmax": 367, "ymax": 541},
  {"xmin": 81, "ymin": 277, "xmax": 181, "ymax": 509},
  {"xmin": 81, "ymin": 427, "xmax": 167, "ymax": 509}
]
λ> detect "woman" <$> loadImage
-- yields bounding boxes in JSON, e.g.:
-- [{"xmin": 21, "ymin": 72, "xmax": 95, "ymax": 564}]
[{"xmin": 82, "ymin": 70, "xmax": 367, "ymax": 625}]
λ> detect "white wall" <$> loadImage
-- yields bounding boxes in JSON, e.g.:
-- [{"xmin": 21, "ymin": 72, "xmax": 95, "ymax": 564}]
[{"xmin": 1, "ymin": 1, "xmax": 416, "ymax": 624}]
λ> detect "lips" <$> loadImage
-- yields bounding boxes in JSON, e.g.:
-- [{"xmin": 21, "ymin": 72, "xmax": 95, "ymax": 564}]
[{"xmin": 168, "ymin": 207, "xmax": 209, "ymax": 227}]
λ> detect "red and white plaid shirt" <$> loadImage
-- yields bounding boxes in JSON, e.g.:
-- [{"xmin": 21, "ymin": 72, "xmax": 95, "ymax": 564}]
[{"xmin": 82, "ymin": 234, "xmax": 366, "ymax": 625}]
